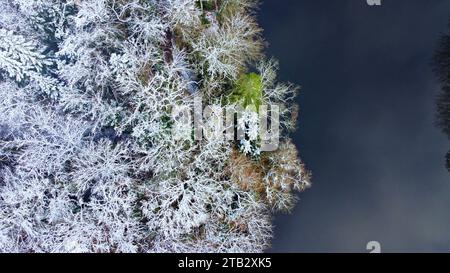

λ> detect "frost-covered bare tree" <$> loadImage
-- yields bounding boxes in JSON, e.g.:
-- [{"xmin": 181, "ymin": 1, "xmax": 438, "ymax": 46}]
[{"xmin": 0, "ymin": 0, "xmax": 310, "ymax": 252}]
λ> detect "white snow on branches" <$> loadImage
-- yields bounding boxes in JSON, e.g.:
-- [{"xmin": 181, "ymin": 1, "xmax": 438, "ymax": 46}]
[{"xmin": 0, "ymin": 0, "xmax": 310, "ymax": 253}]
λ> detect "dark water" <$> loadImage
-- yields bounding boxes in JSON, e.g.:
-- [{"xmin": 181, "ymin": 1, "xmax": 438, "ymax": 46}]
[{"xmin": 259, "ymin": 0, "xmax": 450, "ymax": 252}]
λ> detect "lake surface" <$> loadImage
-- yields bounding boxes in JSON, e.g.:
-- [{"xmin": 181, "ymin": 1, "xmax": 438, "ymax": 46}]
[{"xmin": 259, "ymin": 0, "xmax": 450, "ymax": 252}]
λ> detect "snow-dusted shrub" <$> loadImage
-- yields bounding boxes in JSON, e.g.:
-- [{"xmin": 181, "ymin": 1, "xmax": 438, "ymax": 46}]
[{"xmin": 0, "ymin": 0, "xmax": 310, "ymax": 253}]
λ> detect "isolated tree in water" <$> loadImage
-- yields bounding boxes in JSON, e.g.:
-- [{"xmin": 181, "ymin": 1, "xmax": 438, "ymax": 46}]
[
  {"xmin": 433, "ymin": 24, "xmax": 450, "ymax": 171},
  {"xmin": 0, "ymin": 0, "xmax": 310, "ymax": 252}
]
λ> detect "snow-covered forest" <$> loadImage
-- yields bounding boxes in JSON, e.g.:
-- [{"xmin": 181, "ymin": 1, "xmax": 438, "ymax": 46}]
[{"xmin": 0, "ymin": 0, "xmax": 310, "ymax": 252}]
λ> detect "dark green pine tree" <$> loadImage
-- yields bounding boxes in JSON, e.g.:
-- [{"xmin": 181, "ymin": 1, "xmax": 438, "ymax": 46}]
[{"xmin": 433, "ymin": 25, "xmax": 450, "ymax": 171}]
